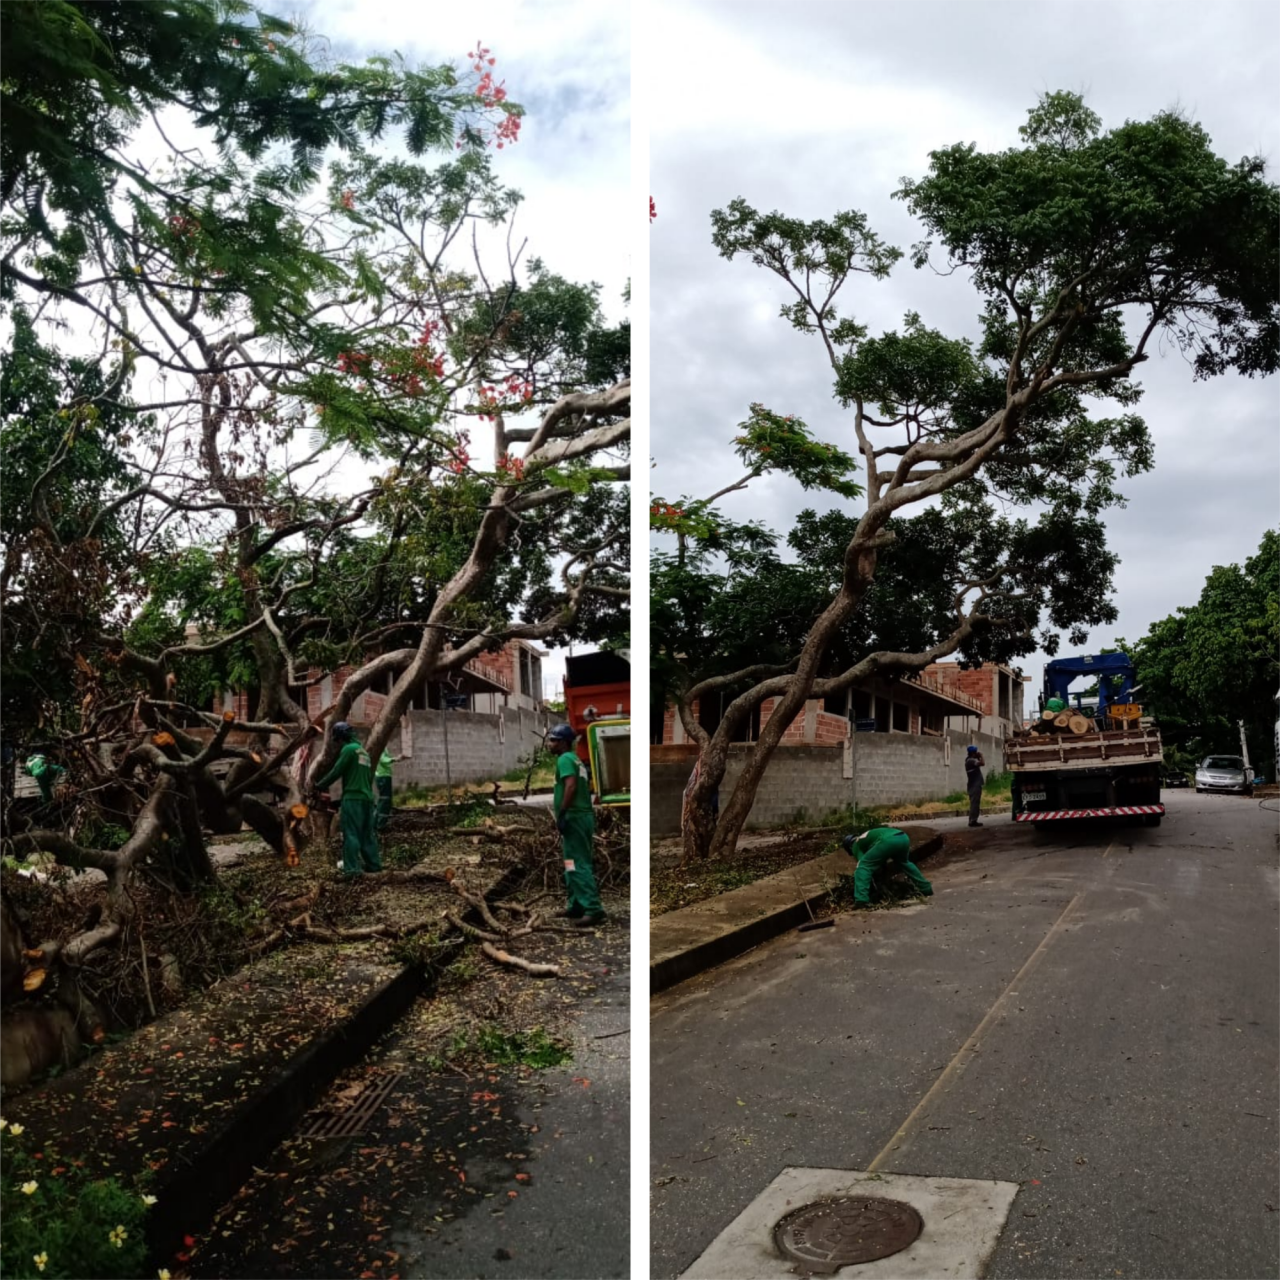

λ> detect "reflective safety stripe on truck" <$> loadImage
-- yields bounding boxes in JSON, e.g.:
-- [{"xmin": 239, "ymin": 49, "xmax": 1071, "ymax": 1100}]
[{"xmin": 1014, "ymin": 804, "xmax": 1165, "ymax": 821}]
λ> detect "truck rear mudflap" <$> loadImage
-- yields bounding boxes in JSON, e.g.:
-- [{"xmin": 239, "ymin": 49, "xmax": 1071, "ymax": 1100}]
[{"xmin": 1014, "ymin": 804, "xmax": 1165, "ymax": 822}]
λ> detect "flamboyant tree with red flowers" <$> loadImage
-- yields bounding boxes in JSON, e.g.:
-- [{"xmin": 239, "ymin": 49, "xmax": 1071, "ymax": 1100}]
[{"xmin": 1, "ymin": 8, "xmax": 629, "ymax": 984}]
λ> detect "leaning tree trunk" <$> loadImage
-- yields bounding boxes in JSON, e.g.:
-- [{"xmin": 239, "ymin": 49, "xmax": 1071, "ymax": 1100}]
[{"xmin": 695, "ymin": 571, "xmax": 870, "ymax": 860}]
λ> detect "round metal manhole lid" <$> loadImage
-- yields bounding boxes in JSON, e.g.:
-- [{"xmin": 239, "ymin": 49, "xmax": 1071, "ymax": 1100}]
[{"xmin": 773, "ymin": 1195, "xmax": 924, "ymax": 1274}]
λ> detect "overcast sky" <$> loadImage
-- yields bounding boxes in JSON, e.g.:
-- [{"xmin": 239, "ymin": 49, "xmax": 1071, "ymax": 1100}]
[
  {"xmin": 298, "ymin": 0, "xmax": 630, "ymax": 698},
  {"xmin": 650, "ymin": 0, "xmax": 1279, "ymax": 702}
]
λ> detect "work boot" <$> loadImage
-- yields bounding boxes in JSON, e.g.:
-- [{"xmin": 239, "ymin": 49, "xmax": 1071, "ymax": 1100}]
[
  {"xmin": 571, "ymin": 912, "xmax": 607, "ymax": 928},
  {"xmin": 553, "ymin": 908, "xmax": 584, "ymax": 920},
  {"xmin": 969, "ymin": 821, "xmax": 984, "ymax": 828}
]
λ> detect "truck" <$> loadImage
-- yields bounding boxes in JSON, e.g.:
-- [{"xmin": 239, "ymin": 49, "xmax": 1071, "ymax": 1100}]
[
  {"xmin": 562, "ymin": 651, "xmax": 630, "ymax": 808},
  {"xmin": 1005, "ymin": 652, "xmax": 1164, "ymax": 827}
]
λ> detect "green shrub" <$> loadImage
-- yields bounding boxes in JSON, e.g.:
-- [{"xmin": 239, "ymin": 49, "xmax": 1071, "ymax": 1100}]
[{"xmin": 0, "ymin": 1121, "xmax": 152, "ymax": 1280}]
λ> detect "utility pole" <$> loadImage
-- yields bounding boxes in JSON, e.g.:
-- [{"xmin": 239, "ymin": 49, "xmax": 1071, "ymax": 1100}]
[{"xmin": 1238, "ymin": 719, "xmax": 1252, "ymax": 777}]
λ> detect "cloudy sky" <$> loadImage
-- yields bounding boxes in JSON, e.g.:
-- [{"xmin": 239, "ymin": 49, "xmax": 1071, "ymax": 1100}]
[
  {"xmin": 299, "ymin": 0, "xmax": 631, "ymax": 698},
  {"xmin": 650, "ymin": 0, "xmax": 1279, "ymax": 700}
]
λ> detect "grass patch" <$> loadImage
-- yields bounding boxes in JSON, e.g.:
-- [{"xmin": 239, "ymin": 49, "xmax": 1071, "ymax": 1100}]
[{"xmin": 431, "ymin": 1023, "xmax": 571, "ymax": 1071}]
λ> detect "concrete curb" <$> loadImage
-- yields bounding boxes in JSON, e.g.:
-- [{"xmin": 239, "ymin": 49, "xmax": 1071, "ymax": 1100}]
[
  {"xmin": 146, "ymin": 952, "xmax": 447, "ymax": 1262},
  {"xmin": 147, "ymin": 856, "xmax": 531, "ymax": 1261},
  {"xmin": 650, "ymin": 832, "xmax": 943, "ymax": 995}
]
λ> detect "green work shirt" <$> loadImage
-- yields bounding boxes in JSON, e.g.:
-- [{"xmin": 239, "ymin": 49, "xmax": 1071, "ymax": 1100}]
[
  {"xmin": 316, "ymin": 740, "xmax": 375, "ymax": 802},
  {"xmin": 376, "ymin": 751, "xmax": 396, "ymax": 779},
  {"xmin": 853, "ymin": 825, "xmax": 906, "ymax": 858},
  {"xmin": 554, "ymin": 750, "xmax": 593, "ymax": 815}
]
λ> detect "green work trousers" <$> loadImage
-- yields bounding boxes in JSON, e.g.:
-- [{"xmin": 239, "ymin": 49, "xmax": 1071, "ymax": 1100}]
[
  {"xmin": 561, "ymin": 811, "xmax": 602, "ymax": 917},
  {"xmin": 375, "ymin": 776, "xmax": 393, "ymax": 830},
  {"xmin": 340, "ymin": 798, "xmax": 382, "ymax": 875},
  {"xmin": 853, "ymin": 829, "xmax": 932, "ymax": 904}
]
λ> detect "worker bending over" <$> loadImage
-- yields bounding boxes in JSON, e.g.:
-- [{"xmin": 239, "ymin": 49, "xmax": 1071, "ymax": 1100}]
[{"xmin": 841, "ymin": 824, "xmax": 933, "ymax": 908}]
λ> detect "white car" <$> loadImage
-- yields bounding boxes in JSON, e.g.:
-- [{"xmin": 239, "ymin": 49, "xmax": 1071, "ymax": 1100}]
[{"xmin": 1194, "ymin": 755, "xmax": 1253, "ymax": 796}]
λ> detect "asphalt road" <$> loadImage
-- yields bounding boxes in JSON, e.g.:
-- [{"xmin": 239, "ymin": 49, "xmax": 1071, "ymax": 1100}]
[{"xmin": 650, "ymin": 791, "xmax": 1280, "ymax": 1279}]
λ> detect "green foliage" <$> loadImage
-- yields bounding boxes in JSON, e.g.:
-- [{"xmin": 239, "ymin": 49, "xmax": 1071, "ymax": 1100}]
[
  {"xmin": 388, "ymin": 931, "xmax": 445, "ymax": 967},
  {"xmin": 1, "ymin": 0, "xmax": 512, "ymax": 302},
  {"xmin": 449, "ymin": 1023, "xmax": 571, "ymax": 1070},
  {"xmin": 896, "ymin": 92, "xmax": 1279, "ymax": 379},
  {"xmin": 710, "ymin": 197, "xmax": 901, "ymax": 345},
  {"xmin": 731, "ymin": 404, "xmax": 861, "ymax": 499},
  {"xmin": 0, "ymin": 1124, "xmax": 151, "ymax": 1280},
  {"xmin": 1121, "ymin": 529, "xmax": 1279, "ymax": 772}
]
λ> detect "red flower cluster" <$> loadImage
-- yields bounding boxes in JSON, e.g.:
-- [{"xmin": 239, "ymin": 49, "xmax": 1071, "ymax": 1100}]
[
  {"xmin": 447, "ymin": 431, "xmax": 472, "ymax": 474},
  {"xmin": 650, "ymin": 502, "xmax": 685, "ymax": 521},
  {"xmin": 496, "ymin": 452, "xmax": 526, "ymax": 481},
  {"xmin": 336, "ymin": 350, "xmax": 371, "ymax": 376},
  {"xmin": 468, "ymin": 43, "xmax": 496, "ymax": 71},
  {"xmin": 476, "ymin": 69, "xmax": 508, "ymax": 107},
  {"xmin": 476, "ymin": 376, "xmax": 534, "ymax": 421},
  {"xmin": 650, "ymin": 197, "xmax": 656, "ymax": 222},
  {"xmin": 494, "ymin": 114, "xmax": 521, "ymax": 149},
  {"xmin": 168, "ymin": 213, "xmax": 199, "ymax": 240},
  {"xmin": 340, "ymin": 189, "xmax": 355, "ymax": 210}
]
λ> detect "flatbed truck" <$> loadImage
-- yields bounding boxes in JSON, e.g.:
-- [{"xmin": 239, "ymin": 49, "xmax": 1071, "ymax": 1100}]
[{"xmin": 1006, "ymin": 653, "xmax": 1164, "ymax": 827}]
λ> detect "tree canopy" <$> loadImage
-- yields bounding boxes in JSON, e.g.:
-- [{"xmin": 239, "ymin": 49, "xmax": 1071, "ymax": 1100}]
[{"xmin": 1121, "ymin": 529, "xmax": 1279, "ymax": 775}]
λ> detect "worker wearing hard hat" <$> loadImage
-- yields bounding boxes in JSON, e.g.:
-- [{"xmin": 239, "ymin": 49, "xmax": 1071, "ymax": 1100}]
[
  {"xmin": 312, "ymin": 722, "xmax": 383, "ymax": 877},
  {"xmin": 965, "ymin": 745, "xmax": 986, "ymax": 827},
  {"xmin": 546, "ymin": 723, "xmax": 605, "ymax": 927},
  {"xmin": 841, "ymin": 825, "xmax": 933, "ymax": 907}
]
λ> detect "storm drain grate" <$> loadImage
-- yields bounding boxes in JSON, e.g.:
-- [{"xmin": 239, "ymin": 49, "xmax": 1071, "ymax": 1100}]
[
  {"xmin": 773, "ymin": 1195, "xmax": 923, "ymax": 1274},
  {"xmin": 298, "ymin": 1070, "xmax": 403, "ymax": 1139}
]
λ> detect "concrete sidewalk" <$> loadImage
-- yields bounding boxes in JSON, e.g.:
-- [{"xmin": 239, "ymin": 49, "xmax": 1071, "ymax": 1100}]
[{"xmin": 650, "ymin": 826, "xmax": 941, "ymax": 993}]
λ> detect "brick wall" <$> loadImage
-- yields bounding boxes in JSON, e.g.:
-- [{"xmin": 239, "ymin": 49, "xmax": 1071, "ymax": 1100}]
[
  {"xmin": 924, "ymin": 662, "xmax": 997, "ymax": 715},
  {"xmin": 650, "ymin": 727, "xmax": 1006, "ymax": 835}
]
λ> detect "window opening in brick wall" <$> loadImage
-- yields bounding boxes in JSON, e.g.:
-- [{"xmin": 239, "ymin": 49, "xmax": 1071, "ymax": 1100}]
[
  {"xmin": 823, "ymin": 690, "xmax": 851, "ymax": 718},
  {"xmin": 530, "ymin": 654, "xmax": 542, "ymax": 704},
  {"xmin": 892, "ymin": 700, "xmax": 909, "ymax": 733},
  {"xmin": 518, "ymin": 647, "xmax": 531, "ymax": 698},
  {"xmin": 999, "ymin": 669, "xmax": 1010, "ymax": 721},
  {"xmin": 875, "ymin": 693, "xmax": 890, "ymax": 733},
  {"xmin": 852, "ymin": 688, "xmax": 872, "ymax": 722}
]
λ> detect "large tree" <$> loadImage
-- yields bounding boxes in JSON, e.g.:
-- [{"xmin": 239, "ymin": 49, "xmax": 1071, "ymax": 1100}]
[
  {"xmin": 654, "ymin": 92, "xmax": 1278, "ymax": 859},
  {"xmin": 1, "ymin": 6, "xmax": 628, "ymax": 981}
]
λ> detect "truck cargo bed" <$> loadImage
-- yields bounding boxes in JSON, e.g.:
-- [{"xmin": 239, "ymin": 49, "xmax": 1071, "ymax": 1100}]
[{"xmin": 1006, "ymin": 727, "xmax": 1162, "ymax": 772}]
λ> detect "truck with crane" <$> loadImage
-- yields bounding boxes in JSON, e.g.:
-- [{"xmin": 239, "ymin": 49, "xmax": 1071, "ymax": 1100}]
[{"xmin": 1005, "ymin": 652, "xmax": 1164, "ymax": 827}]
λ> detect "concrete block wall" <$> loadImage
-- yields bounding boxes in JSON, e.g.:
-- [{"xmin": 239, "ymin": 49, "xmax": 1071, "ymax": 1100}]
[
  {"xmin": 394, "ymin": 705, "xmax": 555, "ymax": 789},
  {"xmin": 649, "ymin": 728, "xmax": 1006, "ymax": 836}
]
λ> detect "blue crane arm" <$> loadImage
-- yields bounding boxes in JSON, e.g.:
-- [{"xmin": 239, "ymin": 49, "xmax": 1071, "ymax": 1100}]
[{"xmin": 1043, "ymin": 653, "xmax": 1136, "ymax": 715}]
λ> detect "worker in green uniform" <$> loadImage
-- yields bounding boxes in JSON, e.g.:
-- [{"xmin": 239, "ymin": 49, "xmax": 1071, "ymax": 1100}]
[
  {"xmin": 312, "ymin": 722, "xmax": 382, "ymax": 877},
  {"xmin": 841, "ymin": 824, "xmax": 933, "ymax": 907},
  {"xmin": 24, "ymin": 752, "xmax": 66, "ymax": 805},
  {"xmin": 374, "ymin": 749, "xmax": 402, "ymax": 831},
  {"xmin": 547, "ymin": 723, "xmax": 605, "ymax": 927}
]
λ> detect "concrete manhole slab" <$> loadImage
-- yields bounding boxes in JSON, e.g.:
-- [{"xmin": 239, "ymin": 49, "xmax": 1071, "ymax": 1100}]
[
  {"xmin": 774, "ymin": 1196, "xmax": 924, "ymax": 1273},
  {"xmin": 680, "ymin": 1168, "xmax": 1019, "ymax": 1279}
]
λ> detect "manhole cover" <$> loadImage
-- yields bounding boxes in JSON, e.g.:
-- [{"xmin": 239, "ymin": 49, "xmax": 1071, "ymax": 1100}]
[{"xmin": 773, "ymin": 1195, "xmax": 923, "ymax": 1274}]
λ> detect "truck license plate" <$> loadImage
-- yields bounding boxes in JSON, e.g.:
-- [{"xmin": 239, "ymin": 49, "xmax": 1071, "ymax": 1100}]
[{"xmin": 1022, "ymin": 791, "xmax": 1047, "ymax": 802}]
